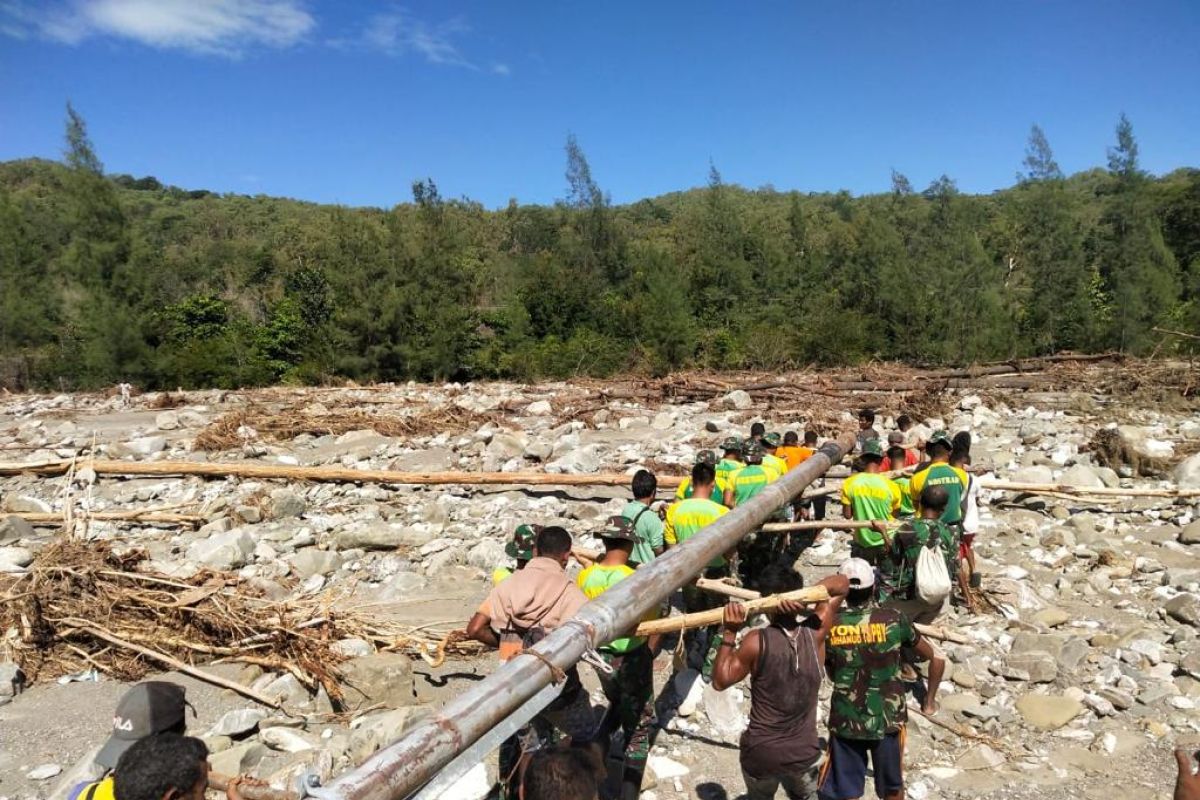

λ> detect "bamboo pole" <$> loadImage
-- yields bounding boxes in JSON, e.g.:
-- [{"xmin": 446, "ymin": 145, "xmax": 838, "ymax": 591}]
[
  {"xmin": 633, "ymin": 586, "xmax": 830, "ymax": 636},
  {"xmin": 761, "ymin": 519, "xmax": 900, "ymax": 533},
  {"xmin": 693, "ymin": 580, "xmax": 968, "ymax": 643},
  {"xmin": 0, "ymin": 458, "xmax": 685, "ymax": 488},
  {"xmin": 979, "ymin": 479, "xmax": 1200, "ymax": 498}
]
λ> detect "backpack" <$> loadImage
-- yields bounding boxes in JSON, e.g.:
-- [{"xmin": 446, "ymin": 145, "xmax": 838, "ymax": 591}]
[{"xmin": 914, "ymin": 530, "xmax": 952, "ymax": 606}]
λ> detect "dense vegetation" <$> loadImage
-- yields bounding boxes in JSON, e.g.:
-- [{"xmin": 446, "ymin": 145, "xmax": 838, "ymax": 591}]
[{"xmin": 1, "ymin": 108, "xmax": 1197, "ymax": 390}]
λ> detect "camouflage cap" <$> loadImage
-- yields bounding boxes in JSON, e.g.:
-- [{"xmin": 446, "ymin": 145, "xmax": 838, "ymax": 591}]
[
  {"xmin": 720, "ymin": 436, "xmax": 743, "ymax": 454},
  {"xmin": 761, "ymin": 432, "xmax": 782, "ymax": 448},
  {"xmin": 927, "ymin": 429, "xmax": 953, "ymax": 449},
  {"xmin": 602, "ymin": 515, "xmax": 639, "ymax": 543},
  {"xmin": 861, "ymin": 438, "xmax": 885, "ymax": 458},
  {"xmin": 741, "ymin": 441, "xmax": 764, "ymax": 463},
  {"xmin": 694, "ymin": 449, "xmax": 717, "ymax": 466},
  {"xmin": 505, "ymin": 523, "xmax": 541, "ymax": 561}
]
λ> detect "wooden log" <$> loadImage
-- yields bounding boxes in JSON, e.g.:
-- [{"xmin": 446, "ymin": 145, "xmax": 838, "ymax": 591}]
[
  {"xmin": 633, "ymin": 586, "xmax": 830, "ymax": 636},
  {"xmin": 0, "ymin": 458, "xmax": 684, "ymax": 489},
  {"xmin": 16, "ymin": 510, "xmax": 204, "ymax": 526},
  {"xmin": 207, "ymin": 772, "xmax": 298, "ymax": 800},
  {"xmin": 693, "ymin": 580, "xmax": 968, "ymax": 643},
  {"xmin": 980, "ymin": 479, "xmax": 1200, "ymax": 499},
  {"xmin": 761, "ymin": 520, "xmax": 900, "ymax": 533}
]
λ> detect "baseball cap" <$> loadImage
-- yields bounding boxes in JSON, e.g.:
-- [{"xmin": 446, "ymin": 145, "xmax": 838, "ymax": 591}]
[
  {"xmin": 602, "ymin": 516, "xmax": 639, "ymax": 543},
  {"xmin": 761, "ymin": 432, "xmax": 782, "ymax": 448},
  {"xmin": 720, "ymin": 436, "xmax": 743, "ymax": 454},
  {"xmin": 887, "ymin": 431, "xmax": 905, "ymax": 446},
  {"xmin": 742, "ymin": 441, "xmax": 764, "ymax": 462},
  {"xmin": 694, "ymin": 449, "xmax": 717, "ymax": 466},
  {"xmin": 505, "ymin": 524, "xmax": 541, "ymax": 561},
  {"xmin": 96, "ymin": 681, "xmax": 190, "ymax": 769},
  {"xmin": 861, "ymin": 438, "xmax": 885, "ymax": 458},
  {"xmin": 839, "ymin": 558, "xmax": 876, "ymax": 590}
]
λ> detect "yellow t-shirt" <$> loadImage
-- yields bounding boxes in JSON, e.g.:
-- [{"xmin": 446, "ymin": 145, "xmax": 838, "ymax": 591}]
[
  {"xmin": 763, "ymin": 454, "xmax": 789, "ymax": 480},
  {"xmin": 675, "ymin": 474, "xmax": 730, "ymax": 501},
  {"xmin": 840, "ymin": 471, "xmax": 902, "ymax": 548},
  {"xmin": 665, "ymin": 497, "xmax": 730, "ymax": 566}
]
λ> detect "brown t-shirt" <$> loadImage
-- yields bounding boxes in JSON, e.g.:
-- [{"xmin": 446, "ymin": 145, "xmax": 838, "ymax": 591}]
[
  {"xmin": 479, "ymin": 557, "xmax": 587, "ymax": 634},
  {"xmin": 740, "ymin": 624, "xmax": 824, "ymax": 778}
]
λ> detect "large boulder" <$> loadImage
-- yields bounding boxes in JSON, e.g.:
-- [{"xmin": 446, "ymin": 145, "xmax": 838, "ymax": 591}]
[
  {"xmin": 1166, "ymin": 594, "xmax": 1200, "ymax": 628},
  {"xmin": 720, "ymin": 390, "xmax": 753, "ymax": 410},
  {"xmin": 0, "ymin": 515, "xmax": 34, "ymax": 545},
  {"xmin": 1176, "ymin": 454, "xmax": 1200, "ymax": 490},
  {"xmin": 1015, "ymin": 694, "xmax": 1083, "ymax": 730},
  {"xmin": 1058, "ymin": 464, "xmax": 1104, "ymax": 489},
  {"xmin": 186, "ymin": 529, "xmax": 254, "ymax": 571},
  {"xmin": 339, "ymin": 653, "xmax": 416, "ymax": 711}
]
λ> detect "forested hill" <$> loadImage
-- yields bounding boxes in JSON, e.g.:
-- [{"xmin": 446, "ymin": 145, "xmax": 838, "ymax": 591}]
[{"xmin": 1, "ymin": 112, "xmax": 1198, "ymax": 391}]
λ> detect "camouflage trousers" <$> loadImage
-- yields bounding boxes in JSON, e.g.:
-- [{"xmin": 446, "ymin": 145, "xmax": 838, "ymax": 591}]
[
  {"xmin": 682, "ymin": 566, "xmax": 729, "ymax": 679},
  {"xmin": 595, "ymin": 645, "xmax": 657, "ymax": 785}
]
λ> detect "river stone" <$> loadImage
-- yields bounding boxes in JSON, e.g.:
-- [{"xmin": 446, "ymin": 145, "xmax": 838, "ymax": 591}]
[
  {"xmin": 720, "ymin": 390, "xmax": 753, "ymax": 410},
  {"xmin": 1004, "ymin": 652, "xmax": 1057, "ymax": 683},
  {"xmin": 1174, "ymin": 454, "xmax": 1200, "ymax": 490},
  {"xmin": 1033, "ymin": 608, "xmax": 1071, "ymax": 628},
  {"xmin": 155, "ymin": 410, "xmax": 180, "ymax": 430},
  {"xmin": 1015, "ymin": 694, "xmax": 1083, "ymax": 730},
  {"xmin": 209, "ymin": 742, "xmax": 267, "ymax": 776},
  {"xmin": 268, "ymin": 490, "xmax": 306, "ymax": 519},
  {"xmin": 1059, "ymin": 464, "xmax": 1104, "ymax": 488},
  {"xmin": 3, "ymin": 495, "xmax": 50, "ymax": 514},
  {"xmin": 186, "ymin": 529, "xmax": 254, "ymax": 571},
  {"xmin": 956, "ymin": 744, "xmax": 1006, "ymax": 770},
  {"xmin": 288, "ymin": 549, "xmax": 342, "ymax": 579},
  {"xmin": 1166, "ymin": 594, "xmax": 1200, "ymax": 628},
  {"xmin": 339, "ymin": 653, "xmax": 416, "ymax": 711},
  {"xmin": 0, "ymin": 546, "xmax": 36, "ymax": 571},
  {"xmin": 1181, "ymin": 520, "xmax": 1200, "ymax": 546},
  {"xmin": 337, "ymin": 523, "xmax": 427, "ymax": 551},
  {"xmin": 126, "ymin": 436, "xmax": 167, "ymax": 456},
  {"xmin": 210, "ymin": 708, "xmax": 267, "ymax": 737},
  {"xmin": 526, "ymin": 400, "xmax": 552, "ymax": 416},
  {"xmin": 0, "ymin": 515, "xmax": 33, "ymax": 545}
]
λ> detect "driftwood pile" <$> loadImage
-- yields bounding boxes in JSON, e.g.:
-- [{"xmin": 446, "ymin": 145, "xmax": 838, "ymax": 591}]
[{"xmin": 0, "ymin": 540, "xmax": 480, "ymax": 705}]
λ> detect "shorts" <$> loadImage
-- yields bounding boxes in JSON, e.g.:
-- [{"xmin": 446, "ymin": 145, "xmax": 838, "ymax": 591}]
[
  {"xmin": 817, "ymin": 729, "xmax": 905, "ymax": 800},
  {"xmin": 959, "ymin": 533, "xmax": 976, "ymax": 560}
]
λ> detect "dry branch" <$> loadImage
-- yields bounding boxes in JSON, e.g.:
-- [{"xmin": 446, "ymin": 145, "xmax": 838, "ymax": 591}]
[{"xmin": 633, "ymin": 586, "xmax": 830, "ymax": 636}]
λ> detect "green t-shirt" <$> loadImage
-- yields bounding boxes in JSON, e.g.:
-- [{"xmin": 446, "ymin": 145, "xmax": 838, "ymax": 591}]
[
  {"xmin": 893, "ymin": 477, "xmax": 915, "ymax": 517},
  {"xmin": 910, "ymin": 462, "xmax": 968, "ymax": 525},
  {"xmin": 877, "ymin": 519, "xmax": 958, "ymax": 603},
  {"xmin": 729, "ymin": 464, "xmax": 772, "ymax": 507},
  {"xmin": 825, "ymin": 603, "xmax": 917, "ymax": 740},
  {"xmin": 621, "ymin": 500, "xmax": 664, "ymax": 566},
  {"xmin": 715, "ymin": 458, "xmax": 742, "ymax": 489},
  {"xmin": 839, "ymin": 472, "xmax": 902, "ymax": 547}
]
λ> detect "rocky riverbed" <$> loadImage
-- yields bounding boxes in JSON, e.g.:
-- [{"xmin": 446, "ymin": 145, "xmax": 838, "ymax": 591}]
[{"xmin": 2, "ymin": 374, "xmax": 1199, "ymax": 800}]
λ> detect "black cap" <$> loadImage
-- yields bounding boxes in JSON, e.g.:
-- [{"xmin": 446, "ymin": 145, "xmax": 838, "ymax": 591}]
[{"xmin": 96, "ymin": 681, "xmax": 189, "ymax": 769}]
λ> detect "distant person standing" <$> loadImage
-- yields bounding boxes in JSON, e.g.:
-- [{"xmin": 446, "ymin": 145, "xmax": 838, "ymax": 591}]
[
  {"xmin": 793, "ymin": 432, "xmax": 827, "ymax": 521},
  {"xmin": 761, "ymin": 432, "xmax": 789, "ymax": 481},
  {"xmin": 493, "ymin": 524, "xmax": 541, "ymax": 584},
  {"xmin": 839, "ymin": 440, "xmax": 901, "ymax": 564},
  {"xmin": 675, "ymin": 450, "xmax": 726, "ymax": 502},
  {"xmin": 716, "ymin": 437, "xmax": 745, "ymax": 493},
  {"xmin": 819, "ymin": 559, "xmax": 944, "ymax": 800},
  {"xmin": 909, "ymin": 431, "xmax": 968, "ymax": 529},
  {"xmin": 880, "ymin": 432, "xmax": 919, "ymax": 471},
  {"xmin": 855, "ymin": 409, "xmax": 879, "ymax": 454},
  {"xmin": 777, "ymin": 431, "xmax": 807, "ymax": 472},
  {"xmin": 621, "ymin": 469, "xmax": 664, "ymax": 567},
  {"xmin": 749, "ymin": 421, "xmax": 767, "ymax": 446}
]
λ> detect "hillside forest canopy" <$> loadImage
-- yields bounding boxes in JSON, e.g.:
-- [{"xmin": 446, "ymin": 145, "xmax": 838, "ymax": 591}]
[{"xmin": 1, "ymin": 107, "xmax": 1198, "ymax": 391}]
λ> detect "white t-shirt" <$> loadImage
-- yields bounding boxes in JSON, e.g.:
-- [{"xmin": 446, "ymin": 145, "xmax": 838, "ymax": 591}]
[{"xmin": 962, "ymin": 474, "xmax": 981, "ymax": 534}]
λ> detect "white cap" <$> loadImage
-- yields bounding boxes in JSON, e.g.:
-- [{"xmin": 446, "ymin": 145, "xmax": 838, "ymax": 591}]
[{"xmin": 839, "ymin": 557, "xmax": 875, "ymax": 589}]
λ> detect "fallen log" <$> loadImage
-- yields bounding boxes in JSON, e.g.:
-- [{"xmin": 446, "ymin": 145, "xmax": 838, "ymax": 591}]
[
  {"xmin": 207, "ymin": 772, "xmax": 298, "ymax": 800},
  {"xmin": 16, "ymin": 510, "xmax": 204, "ymax": 526},
  {"xmin": 633, "ymin": 586, "xmax": 830, "ymax": 636},
  {"xmin": 761, "ymin": 519, "xmax": 900, "ymax": 533},
  {"xmin": 0, "ymin": 458, "xmax": 684, "ymax": 489},
  {"xmin": 693, "ymin": 580, "xmax": 968, "ymax": 643},
  {"xmin": 980, "ymin": 479, "xmax": 1200, "ymax": 499}
]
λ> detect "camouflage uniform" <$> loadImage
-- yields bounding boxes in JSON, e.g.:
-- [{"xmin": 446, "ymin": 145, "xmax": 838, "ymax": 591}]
[
  {"xmin": 595, "ymin": 644, "xmax": 656, "ymax": 786},
  {"xmin": 824, "ymin": 602, "xmax": 917, "ymax": 740},
  {"xmin": 877, "ymin": 518, "xmax": 959, "ymax": 604}
]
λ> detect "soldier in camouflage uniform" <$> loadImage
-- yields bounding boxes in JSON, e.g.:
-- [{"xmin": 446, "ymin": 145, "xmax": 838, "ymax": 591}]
[
  {"xmin": 818, "ymin": 559, "xmax": 944, "ymax": 800},
  {"xmin": 877, "ymin": 484, "xmax": 959, "ymax": 626}
]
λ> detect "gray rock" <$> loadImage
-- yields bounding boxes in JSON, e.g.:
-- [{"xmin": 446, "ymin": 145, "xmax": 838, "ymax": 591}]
[
  {"xmin": 0, "ymin": 546, "xmax": 35, "ymax": 571},
  {"xmin": 260, "ymin": 673, "xmax": 310, "ymax": 707},
  {"xmin": 186, "ymin": 529, "xmax": 254, "ymax": 571},
  {"xmin": 155, "ymin": 410, "xmax": 180, "ymax": 430},
  {"xmin": 1098, "ymin": 687, "xmax": 1135, "ymax": 710},
  {"xmin": 1180, "ymin": 520, "xmax": 1200, "ymax": 546},
  {"xmin": 28, "ymin": 764, "xmax": 62, "ymax": 781},
  {"xmin": 1166, "ymin": 594, "xmax": 1200, "ymax": 628},
  {"xmin": 209, "ymin": 708, "xmax": 267, "ymax": 737},
  {"xmin": 487, "ymin": 433, "xmax": 528, "ymax": 461},
  {"xmin": 1011, "ymin": 465, "xmax": 1054, "ymax": 484},
  {"xmin": 268, "ymin": 490, "xmax": 306, "ymax": 519},
  {"xmin": 340, "ymin": 653, "xmax": 416, "ymax": 711},
  {"xmin": 331, "ymin": 638, "xmax": 374, "ymax": 658},
  {"xmin": 235, "ymin": 505, "xmax": 263, "ymax": 524},
  {"xmin": 956, "ymin": 744, "xmax": 1006, "ymax": 770},
  {"xmin": 3, "ymin": 495, "xmax": 50, "ymax": 514},
  {"xmin": 1015, "ymin": 694, "xmax": 1083, "ymax": 730},
  {"xmin": 720, "ymin": 390, "xmax": 753, "ymax": 410},
  {"xmin": 1060, "ymin": 464, "xmax": 1104, "ymax": 488},
  {"xmin": 260, "ymin": 727, "xmax": 315, "ymax": 753},
  {"xmin": 1032, "ymin": 608, "xmax": 1070, "ymax": 628},
  {"xmin": 1004, "ymin": 652, "xmax": 1058, "ymax": 683},
  {"xmin": 546, "ymin": 445, "xmax": 601, "ymax": 474},
  {"xmin": 346, "ymin": 707, "xmax": 432, "ymax": 763},
  {"xmin": 288, "ymin": 549, "xmax": 342, "ymax": 579},
  {"xmin": 0, "ymin": 515, "xmax": 34, "ymax": 545},
  {"xmin": 337, "ymin": 523, "xmax": 428, "ymax": 551},
  {"xmin": 467, "ymin": 539, "xmax": 508, "ymax": 571},
  {"xmin": 126, "ymin": 436, "xmax": 167, "ymax": 456},
  {"xmin": 375, "ymin": 572, "xmax": 429, "ymax": 599},
  {"xmin": 526, "ymin": 400, "xmax": 553, "ymax": 416},
  {"xmin": 523, "ymin": 440, "xmax": 553, "ymax": 461},
  {"xmin": 197, "ymin": 517, "xmax": 234, "ymax": 536},
  {"xmin": 1174, "ymin": 454, "xmax": 1200, "ymax": 490},
  {"xmin": 209, "ymin": 742, "xmax": 267, "ymax": 776}
]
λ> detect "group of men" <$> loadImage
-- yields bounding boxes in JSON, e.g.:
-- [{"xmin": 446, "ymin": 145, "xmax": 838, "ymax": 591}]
[{"xmin": 468, "ymin": 414, "xmax": 970, "ymax": 800}]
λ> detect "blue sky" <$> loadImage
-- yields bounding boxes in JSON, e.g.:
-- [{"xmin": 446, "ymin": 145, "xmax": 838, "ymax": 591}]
[{"xmin": 2, "ymin": 1, "xmax": 1198, "ymax": 209}]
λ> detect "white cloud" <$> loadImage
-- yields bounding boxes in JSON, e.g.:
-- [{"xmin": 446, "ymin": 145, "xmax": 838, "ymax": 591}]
[
  {"xmin": 491, "ymin": 62, "xmax": 511, "ymax": 76},
  {"xmin": 1, "ymin": 0, "xmax": 315, "ymax": 56},
  {"xmin": 352, "ymin": 7, "xmax": 475, "ymax": 68}
]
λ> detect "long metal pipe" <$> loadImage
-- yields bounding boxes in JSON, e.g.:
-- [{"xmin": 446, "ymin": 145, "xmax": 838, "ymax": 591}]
[{"xmin": 318, "ymin": 432, "xmax": 855, "ymax": 800}]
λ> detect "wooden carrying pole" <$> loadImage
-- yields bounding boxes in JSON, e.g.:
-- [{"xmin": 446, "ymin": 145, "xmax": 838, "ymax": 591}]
[
  {"xmin": 761, "ymin": 519, "xmax": 899, "ymax": 533},
  {"xmin": 633, "ymin": 586, "xmax": 830, "ymax": 636},
  {"xmin": 693, "ymin": 579, "xmax": 968, "ymax": 643},
  {"xmin": 0, "ymin": 458, "xmax": 684, "ymax": 488}
]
